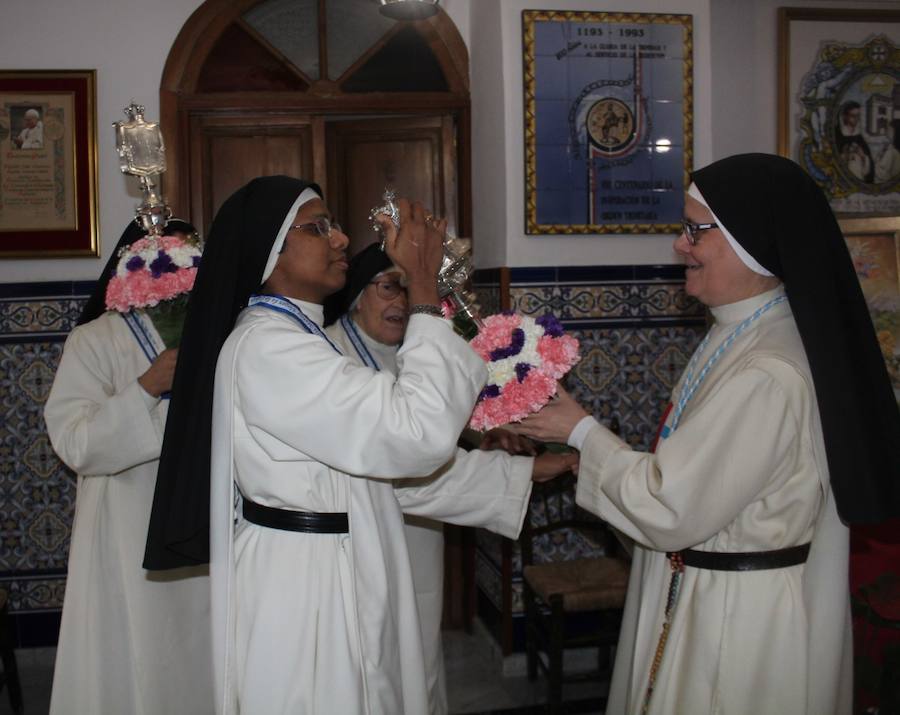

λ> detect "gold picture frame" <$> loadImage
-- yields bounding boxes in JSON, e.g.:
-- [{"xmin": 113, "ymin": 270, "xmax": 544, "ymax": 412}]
[
  {"xmin": 0, "ymin": 69, "xmax": 99, "ymax": 257},
  {"xmin": 523, "ymin": 10, "xmax": 693, "ymax": 235},
  {"xmin": 838, "ymin": 216, "xmax": 900, "ymax": 403},
  {"xmin": 777, "ymin": 8, "xmax": 900, "ymax": 217}
]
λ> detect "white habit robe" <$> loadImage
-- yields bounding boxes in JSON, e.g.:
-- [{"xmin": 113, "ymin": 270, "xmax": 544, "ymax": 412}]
[
  {"xmin": 210, "ymin": 300, "xmax": 533, "ymax": 715},
  {"xmin": 44, "ymin": 311, "xmax": 213, "ymax": 715},
  {"xmin": 326, "ymin": 315, "xmax": 533, "ymax": 715},
  {"xmin": 574, "ymin": 287, "xmax": 852, "ymax": 715}
]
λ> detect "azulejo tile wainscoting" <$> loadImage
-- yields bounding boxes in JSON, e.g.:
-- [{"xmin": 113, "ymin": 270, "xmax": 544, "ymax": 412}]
[
  {"xmin": 1, "ymin": 281, "xmax": 93, "ymax": 647},
  {"xmin": 1, "ymin": 267, "xmax": 705, "ymax": 651},
  {"xmin": 471, "ymin": 265, "xmax": 706, "ymax": 654}
]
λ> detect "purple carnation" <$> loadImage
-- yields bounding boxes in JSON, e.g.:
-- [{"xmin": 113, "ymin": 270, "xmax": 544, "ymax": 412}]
[
  {"xmin": 489, "ymin": 328, "xmax": 525, "ymax": 361},
  {"xmin": 479, "ymin": 384, "xmax": 501, "ymax": 400},
  {"xmin": 536, "ymin": 314, "xmax": 564, "ymax": 337},
  {"xmin": 125, "ymin": 255, "xmax": 145, "ymax": 272},
  {"xmin": 515, "ymin": 362, "xmax": 531, "ymax": 383},
  {"xmin": 149, "ymin": 250, "xmax": 178, "ymax": 278}
]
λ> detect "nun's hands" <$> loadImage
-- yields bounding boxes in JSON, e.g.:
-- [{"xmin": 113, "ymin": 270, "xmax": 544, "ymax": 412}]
[
  {"xmin": 531, "ymin": 451, "xmax": 580, "ymax": 483},
  {"xmin": 479, "ymin": 428, "xmax": 538, "ymax": 455},
  {"xmin": 138, "ymin": 348, "xmax": 178, "ymax": 398},
  {"xmin": 383, "ymin": 198, "xmax": 443, "ymax": 309},
  {"xmin": 517, "ymin": 385, "xmax": 589, "ymax": 445}
]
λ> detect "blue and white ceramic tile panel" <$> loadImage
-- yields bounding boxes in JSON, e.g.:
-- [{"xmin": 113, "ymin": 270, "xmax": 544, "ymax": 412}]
[
  {"xmin": 470, "ymin": 268, "xmax": 503, "ymax": 318},
  {"xmin": 472, "ymin": 265, "xmax": 707, "ymax": 652},
  {"xmin": 1, "ymin": 281, "xmax": 92, "ymax": 647}
]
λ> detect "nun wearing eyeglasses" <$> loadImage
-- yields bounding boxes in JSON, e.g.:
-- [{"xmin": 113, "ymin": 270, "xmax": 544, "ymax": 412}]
[
  {"xmin": 323, "ymin": 242, "xmax": 577, "ymax": 715},
  {"xmin": 144, "ymin": 177, "xmax": 541, "ymax": 715},
  {"xmin": 518, "ymin": 154, "xmax": 900, "ymax": 715}
]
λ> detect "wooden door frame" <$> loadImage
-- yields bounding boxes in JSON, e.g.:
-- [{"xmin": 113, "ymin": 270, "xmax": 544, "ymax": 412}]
[
  {"xmin": 159, "ymin": 0, "xmax": 476, "ymax": 628},
  {"xmin": 160, "ymin": 0, "xmax": 471, "ymax": 238}
]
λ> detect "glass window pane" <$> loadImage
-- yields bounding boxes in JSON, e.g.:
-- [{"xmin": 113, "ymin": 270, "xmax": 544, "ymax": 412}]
[
  {"xmin": 326, "ymin": 0, "xmax": 396, "ymax": 80},
  {"xmin": 342, "ymin": 25, "xmax": 448, "ymax": 92},
  {"xmin": 243, "ymin": 0, "xmax": 320, "ymax": 81}
]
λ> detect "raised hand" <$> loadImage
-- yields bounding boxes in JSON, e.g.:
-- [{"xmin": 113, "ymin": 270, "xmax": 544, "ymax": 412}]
[{"xmin": 381, "ymin": 199, "xmax": 443, "ymax": 308}]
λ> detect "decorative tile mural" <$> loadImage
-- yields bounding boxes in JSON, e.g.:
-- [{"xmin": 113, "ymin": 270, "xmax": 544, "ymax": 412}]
[
  {"xmin": 472, "ymin": 265, "xmax": 706, "ymax": 653},
  {"xmin": 1, "ymin": 282, "xmax": 91, "ymax": 646},
  {"xmin": 1, "ymin": 270, "xmax": 704, "ymax": 650}
]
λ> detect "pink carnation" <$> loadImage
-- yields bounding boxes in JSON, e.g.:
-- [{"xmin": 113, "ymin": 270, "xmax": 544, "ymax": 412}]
[
  {"xmin": 128, "ymin": 236, "xmax": 155, "ymax": 253},
  {"xmin": 467, "ymin": 312, "xmax": 581, "ymax": 431},
  {"xmin": 104, "ymin": 277, "xmax": 131, "ymax": 312},
  {"xmin": 537, "ymin": 334, "xmax": 580, "ymax": 377},
  {"xmin": 469, "ymin": 314, "xmax": 524, "ymax": 360},
  {"xmin": 158, "ymin": 235, "xmax": 183, "ymax": 251},
  {"xmin": 105, "ymin": 234, "xmax": 201, "ymax": 312}
]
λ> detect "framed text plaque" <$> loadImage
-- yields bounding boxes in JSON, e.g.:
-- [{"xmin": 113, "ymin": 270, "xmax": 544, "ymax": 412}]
[
  {"xmin": 0, "ymin": 70, "xmax": 99, "ymax": 257},
  {"xmin": 523, "ymin": 10, "xmax": 693, "ymax": 235}
]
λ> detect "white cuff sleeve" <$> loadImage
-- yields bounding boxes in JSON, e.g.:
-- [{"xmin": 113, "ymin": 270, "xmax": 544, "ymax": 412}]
[
  {"xmin": 138, "ymin": 381, "xmax": 162, "ymax": 410},
  {"xmin": 568, "ymin": 415, "xmax": 598, "ymax": 451}
]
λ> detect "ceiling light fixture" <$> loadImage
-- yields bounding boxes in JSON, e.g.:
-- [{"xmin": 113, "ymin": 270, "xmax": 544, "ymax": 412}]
[{"xmin": 378, "ymin": 0, "xmax": 440, "ymax": 21}]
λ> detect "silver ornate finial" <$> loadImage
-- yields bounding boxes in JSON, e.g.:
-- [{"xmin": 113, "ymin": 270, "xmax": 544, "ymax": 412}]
[
  {"xmin": 369, "ymin": 186, "xmax": 481, "ymax": 331},
  {"xmin": 124, "ymin": 101, "xmax": 144, "ymax": 118},
  {"xmin": 438, "ymin": 235, "xmax": 481, "ymax": 330},
  {"xmin": 369, "ymin": 188, "xmax": 401, "ymax": 249},
  {"xmin": 112, "ymin": 101, "xmax": 170, "ymax": 235}
]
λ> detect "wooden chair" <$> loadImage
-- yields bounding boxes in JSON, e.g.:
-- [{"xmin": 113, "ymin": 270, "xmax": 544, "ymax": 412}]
[
  {"xmin": 521, "ymin": 469, "xmax": 630, "ymax": 712},
  {"xmin": 0, "ymin": 588, "xmax": 23, "ymax": 715}
]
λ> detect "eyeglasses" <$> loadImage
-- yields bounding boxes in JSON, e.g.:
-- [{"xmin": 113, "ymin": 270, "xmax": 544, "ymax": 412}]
[
  {"xmin": 369, "ymin": 279, "xmax": 406, "ymax": 301},
  {"xmin": 291, "ymin": 217, "xmax": 342, "ymax": 239},
  {"xmin": 681, "ymin": 219, "xmax": 718, "ymax": 246}
]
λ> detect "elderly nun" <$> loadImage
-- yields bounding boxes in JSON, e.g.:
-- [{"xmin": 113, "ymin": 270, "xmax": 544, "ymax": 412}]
[
  {"xmin": 324, "ymin": 242, "xmax": 576, "ymax": 715},
  {"xmin": 519, "ymin": 153, "xmax": 900, "ymax": 715}
]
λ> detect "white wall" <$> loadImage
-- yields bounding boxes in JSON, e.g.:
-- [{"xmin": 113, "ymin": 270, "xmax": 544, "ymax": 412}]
[
  {"xmin": 0, "ymin": 0, "xmax": 205, "ymax": 284},
  {"xmin": 1, "ymin": 0, "xmax": 894, "ymax": 283},
  {"xmin": 710, "ymin": 0, "xmax": 899, "ymax": 160}
]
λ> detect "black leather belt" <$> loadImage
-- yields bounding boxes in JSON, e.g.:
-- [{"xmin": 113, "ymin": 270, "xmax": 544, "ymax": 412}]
[
  {"xmin": 669, "ymin": 543, "xmax": 810, "ymax": 571},
  {"xmin": 242, "ymin": 499, "xmax": 349, "ymax": 534}
]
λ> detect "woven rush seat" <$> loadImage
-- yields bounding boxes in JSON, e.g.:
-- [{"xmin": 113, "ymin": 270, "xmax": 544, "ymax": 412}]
[
  {"xmin": 524, "ymin": 556, "xmax": 629, "ymax": 613},
  {"xmin": 520, "ymin": 468, "xmax": 631, "ymax": 712}
]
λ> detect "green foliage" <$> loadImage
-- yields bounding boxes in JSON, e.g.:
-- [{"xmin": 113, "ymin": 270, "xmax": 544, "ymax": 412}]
[{"xmin": 144, "ymin": 294, "xmax": 189, "ymax": 349}]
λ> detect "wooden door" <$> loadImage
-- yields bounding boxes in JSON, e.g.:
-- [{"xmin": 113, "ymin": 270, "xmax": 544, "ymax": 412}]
[
  {"xmin": 186, "ymin": 113, "xmax": 324, "ymax": 234},
  {"xmin": 185, "ymin": 112, "xmax": 458, "ymax": 258},
  {"xmin": 326, "ymin": 115, "xmax": 458, "ymax": 256}
]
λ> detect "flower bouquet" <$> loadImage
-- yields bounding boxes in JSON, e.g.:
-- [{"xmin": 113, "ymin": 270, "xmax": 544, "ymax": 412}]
[
  {"xmin": 366, "ymin": 188, "xmax": 580, "ymax": 431},
  {"xmin": 105, "ymin": 232, "xmax": 202, "ymax": 348},
  {"xmin": 468, "ymin": 312, "xmax": 580, "ymax": 432}
]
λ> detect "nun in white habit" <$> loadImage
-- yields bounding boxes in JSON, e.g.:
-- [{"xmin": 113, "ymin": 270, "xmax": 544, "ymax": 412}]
[
  {"xmin": 323, "ymin": 242, "xmax": 578, "ymax": 715},
  {"xmin": 519, "ymin": 154, "xmax": 900, "ymax": 715},
  {"xmin": 44, "ymin": 221, "xmax": 212, "ymax": 715},
  {"xmin": 144, "ymin": 176, "xmax": 537, "ymax": 715}
]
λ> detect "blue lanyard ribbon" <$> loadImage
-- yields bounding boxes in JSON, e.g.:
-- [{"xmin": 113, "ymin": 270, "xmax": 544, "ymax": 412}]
[
  {"xmin": 123, "ymin": 310, "xmax": 161, "ymax": 363},
  {"xmin": 660, "ymin": 294, "xmax": 787, "ymax": 440},
  {"xmin": 122, "ymin": 310, "xmax": 171, "ymax": 400},
  {"xmin": 340, "ymin": 314, "xmax": 380, "ymax": 371},
  {"xmin": 248, "ymin": 294, "xmax": 343, "ymax": 355}
]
